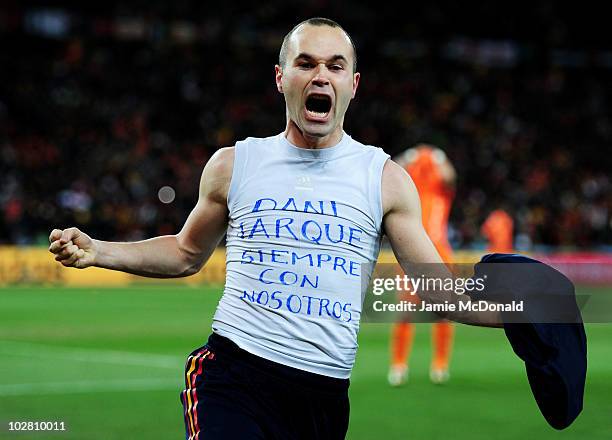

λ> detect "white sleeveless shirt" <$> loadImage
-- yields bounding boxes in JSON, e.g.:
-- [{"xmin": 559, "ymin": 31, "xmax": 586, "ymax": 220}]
[{"xmin": 212, "ymin": 132, "xmax": 389, "ymax": 378}]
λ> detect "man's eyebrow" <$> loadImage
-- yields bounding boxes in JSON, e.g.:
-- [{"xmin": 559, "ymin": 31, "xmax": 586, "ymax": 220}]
[{"xmin": 295, "ymin": 53, "xmax": 348, "ymax": 64}]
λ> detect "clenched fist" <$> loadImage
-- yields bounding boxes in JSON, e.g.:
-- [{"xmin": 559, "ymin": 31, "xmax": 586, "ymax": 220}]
[{"xmin": 48, "ymin": 227, "xmax": 97, "ymax": 268}]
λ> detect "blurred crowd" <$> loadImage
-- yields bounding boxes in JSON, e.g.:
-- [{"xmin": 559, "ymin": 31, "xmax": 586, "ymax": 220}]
[{"xmin": 1, "ymin": 2, "xmax": 611, "ymax": 249}]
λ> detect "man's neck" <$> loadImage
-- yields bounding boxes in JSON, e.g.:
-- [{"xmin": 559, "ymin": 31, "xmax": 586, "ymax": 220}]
[{"xmin": 284, "ymin": 120, "xmax": 344, "ymax": 149}]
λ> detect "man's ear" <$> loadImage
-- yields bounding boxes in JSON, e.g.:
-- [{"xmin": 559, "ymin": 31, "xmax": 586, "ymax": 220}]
[
  {"xmin": 275, "ymin": 65, "xmax": 284, "ymax": 93},
  {"xmin": 351, "ymin": 71, "xmax": 360, "ymax": 99}
]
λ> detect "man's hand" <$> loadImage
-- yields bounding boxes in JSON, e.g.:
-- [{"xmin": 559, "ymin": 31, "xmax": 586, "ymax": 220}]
[
  {"xmin": 46, "ymin": 147, "xmax": 233, "ymax": 278},
  {"xmin": 48, "ymin": 227, "xmax": 97, "ymax": 269}
]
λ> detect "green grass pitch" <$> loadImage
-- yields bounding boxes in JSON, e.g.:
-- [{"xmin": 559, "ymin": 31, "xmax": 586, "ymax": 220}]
[{"xmin": 1, "ymin": 285, "xmax": 611, "ymax": 439}]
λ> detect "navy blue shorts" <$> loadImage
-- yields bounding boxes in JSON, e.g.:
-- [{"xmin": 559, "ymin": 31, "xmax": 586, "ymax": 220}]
[{"xmin": 180, "ymin": 333, "xmax": 350, "ymax": 440}]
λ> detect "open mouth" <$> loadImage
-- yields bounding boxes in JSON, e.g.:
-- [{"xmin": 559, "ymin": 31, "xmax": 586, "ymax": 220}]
[{"xmin": 305, "ymin": 94, "xmax": 332, "ymax": 120}]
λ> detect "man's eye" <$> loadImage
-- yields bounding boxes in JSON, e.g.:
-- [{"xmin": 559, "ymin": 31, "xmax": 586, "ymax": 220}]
[
  {"xmin": 329, "ymin": 65, "xmax": 343, "ymax": 71},
  {"xmin": 299, "ymin": 62, "xmax": 314, "ymax": 68}
]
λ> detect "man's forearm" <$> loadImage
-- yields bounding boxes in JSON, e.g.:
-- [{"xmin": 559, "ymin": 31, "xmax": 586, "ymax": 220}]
[
  {"xmin": 409, "ymin": 264, "xmax": 503, "ymax": 328},
  {"xmin": 382, "ymin": 160, "xmax": 504, "ymax": 327},
  {"xmin": 93, "ymin": 235, "xmax": 201, "ymax": 278}
]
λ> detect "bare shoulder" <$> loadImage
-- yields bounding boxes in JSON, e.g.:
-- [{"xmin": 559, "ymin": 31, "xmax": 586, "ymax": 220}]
[
  {"xmin": 381, "ymin": 158, "xmax": 420, "ymax": 216},
  {"xmin": 204, "ymin": 146, "xmax": 235, "ymax": 179},
  {"xmin": 200, "ymin": 146, "xmax": 235, "ymax": 203}
]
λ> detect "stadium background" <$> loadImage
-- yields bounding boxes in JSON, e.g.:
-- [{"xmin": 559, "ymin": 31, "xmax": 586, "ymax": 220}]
[{"xmin": 1, "ymin": 1, "xmax": 611, "ymax": 439}]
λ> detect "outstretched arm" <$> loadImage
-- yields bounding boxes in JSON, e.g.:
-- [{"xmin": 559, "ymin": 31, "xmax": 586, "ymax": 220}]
[
  {"xmin": 381, "ymin": 159, "xmax": 502, "ymax": 327},
  {"xmin": 49, "ymin": 147, "xmax": 234, "ymax": 278}
]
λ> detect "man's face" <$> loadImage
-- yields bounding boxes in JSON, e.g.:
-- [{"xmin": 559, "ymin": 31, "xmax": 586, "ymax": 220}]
[{"xmin": 275, "ymin": 25, "xmax": 360, "ymax": 141}]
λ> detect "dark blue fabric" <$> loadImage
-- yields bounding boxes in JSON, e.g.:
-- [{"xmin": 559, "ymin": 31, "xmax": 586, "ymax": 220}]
[
  {"xmin": 180, "ymin": 333, "xmax": 350, "ymax": 440},
  {"xmin": 474, "ymin": 253, "xmax": 587, "ymax": 429}
]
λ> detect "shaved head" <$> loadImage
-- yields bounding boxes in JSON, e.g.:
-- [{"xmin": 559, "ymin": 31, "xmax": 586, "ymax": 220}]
[{"xmin": 279, "ymin": 17, "xmax": 358, "ymax": 73}]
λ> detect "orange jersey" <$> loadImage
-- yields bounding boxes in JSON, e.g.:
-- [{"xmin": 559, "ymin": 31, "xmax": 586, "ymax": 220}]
[
  {"xmin": 481, "ymin": 209, "xmax": 514, "ymax": 253},
  {"xmin": 405, "ymin": 148, "xmax": 454, "ymax": 262}
]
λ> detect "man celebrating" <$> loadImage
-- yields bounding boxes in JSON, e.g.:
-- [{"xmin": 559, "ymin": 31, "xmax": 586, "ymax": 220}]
[{"xmin": 49, "ymin": 18, "xmax": 500, "ymax": 439}]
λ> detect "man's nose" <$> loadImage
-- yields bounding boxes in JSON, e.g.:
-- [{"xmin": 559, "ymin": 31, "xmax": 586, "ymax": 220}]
[{"xmin": 311, "ymin": 64, "xmax": 330, "ymax": 86}]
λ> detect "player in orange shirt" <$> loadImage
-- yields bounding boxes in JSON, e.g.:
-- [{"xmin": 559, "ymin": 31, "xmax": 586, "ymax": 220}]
[
  {"xmin": 481, "ymin": 208, "xmax": 514, "ymax": 253},
  {"xmin": 388, "ymin": 144, "xmax": 456, "ymax": 386}
]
